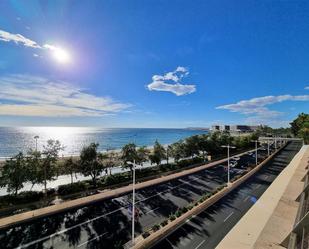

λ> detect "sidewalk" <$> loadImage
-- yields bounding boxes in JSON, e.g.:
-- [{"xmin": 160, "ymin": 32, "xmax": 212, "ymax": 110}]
[
  {"xmin": 0, "ymin": 148, "xmax": 256, "ymax": 230},
  {"xmin": 216, "ymin": 145, "xmax": 309, "ymax": 249}
]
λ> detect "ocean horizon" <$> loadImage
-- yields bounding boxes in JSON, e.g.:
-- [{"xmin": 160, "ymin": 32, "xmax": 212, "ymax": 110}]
[{"xmin": 0, "ymin": 127, "xmax": 208, "ymax": 158}]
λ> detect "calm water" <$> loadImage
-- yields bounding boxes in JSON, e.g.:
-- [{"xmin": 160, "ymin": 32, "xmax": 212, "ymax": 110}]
[{"xmin": 0, "ymin": 127, "xmax": 208, "ymax": 158}]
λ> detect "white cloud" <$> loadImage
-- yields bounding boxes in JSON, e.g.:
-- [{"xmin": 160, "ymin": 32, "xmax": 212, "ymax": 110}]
[
  {"xmin": 0, "ymin": 29, "xmax": 68, "ymax": 56},
  {"xmin": 216, "ymin": 95, "xmax": 309, "ymax": 115},
  {"xmin": 305, "ymin": 86, "xmax": 309, "ymax": 90},
  {"xmin": 0, "ymin": 29, "xmax": 41, "ymax": 48},
  {"xmin": 216, "ymin": 94, "xmax": 309, "ymax": 126},
  {"xmin": 147, "ymin": 67, "xmax": 196, "ymax": 96},
  {"xmin": 0, "ymin": 75, "xmax": 131, "ymax": 117}
]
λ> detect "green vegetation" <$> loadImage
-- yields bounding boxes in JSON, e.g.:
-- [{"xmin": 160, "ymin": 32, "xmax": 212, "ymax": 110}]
[
  {"xmin": 0, "ymin": 153, "xmax": 27, "ymax": 195},
  {"xmin": 290, "ymin": 113, "xmax": 309, "ymax": 144},
  {"xmin": 0, "ymin": 128, "xmax": 272, "ymax": 209},
  {"xmin": 79, "ymin": 143, "xmax": 104, "ymax": 187}
]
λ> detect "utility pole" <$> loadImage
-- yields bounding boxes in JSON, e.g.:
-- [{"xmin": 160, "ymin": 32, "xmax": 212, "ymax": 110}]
[{"xmin": 221, "ymin": 145, "xmax": 236, "ymax": 185}]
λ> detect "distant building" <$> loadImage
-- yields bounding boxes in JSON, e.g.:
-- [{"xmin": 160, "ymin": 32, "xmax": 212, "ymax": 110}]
[{"xmin": 211, "ymin": 124, "xmax": 261, "ymax": 134}]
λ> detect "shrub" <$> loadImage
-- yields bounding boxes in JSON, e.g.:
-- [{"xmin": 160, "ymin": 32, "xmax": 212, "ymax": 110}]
[
  {"xmin": 175, "ymin": 209, "xmax": 182, "ymax": 217},
  {"xmin": 181, "ymin": 206, "xmax": 188, "ymax": 213},
  {"xmin": 58, "ymin": 182, "xmax": 87, "ymax": 196},
  {"xmin": 161, "ymin": 220, "xmax": 168, "ymax": 227},
  {"xmin": 142, "ymin": 231, "xmax": 150, "ymax": 238},
  {"xmin": 46, "ymin": 188, "xmax": 56, "ymax": 196},
  {"xmin": 152, "ymin": 224, "xmax": 160, "ymax": 232},
  {"xmin": 187, "ymin": 204, "xmax": 194, "ymax": 210},
  {"xmin": 16, "ymin": 191, "xmax": 44, "ymax": 203},
  {"xmin": 169, "ymin": 214, "xmax": 176, "ymax": 221}
]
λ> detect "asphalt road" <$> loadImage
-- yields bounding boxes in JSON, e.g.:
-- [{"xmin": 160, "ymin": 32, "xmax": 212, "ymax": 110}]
[
  {"xmin": 0, "ymin": 143, "xmax": 289, "ymax": 249},
  {"xmin": 151, "ymin": 141, "xmax": 302, "ymax": 249}
]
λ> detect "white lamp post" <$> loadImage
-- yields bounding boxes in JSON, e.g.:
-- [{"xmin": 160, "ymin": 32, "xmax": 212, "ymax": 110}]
[
  {"xmin": 221, "ymin": 145, "xmax": 236, "ymax": 185},
  {"xmin": 251, "ymin": 140, "xmax": 258, "ymax": 166},
  {"xmin": 132, "ymin": 159, "xmax": 136, "ymax": 245},
  {"xmin": 34, "ymin": 135, "xmax": 39, "ymax": 151}
]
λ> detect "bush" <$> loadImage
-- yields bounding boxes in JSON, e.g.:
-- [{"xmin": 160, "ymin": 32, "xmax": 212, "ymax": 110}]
[
  {"xmin": 46, "ymin": 188, "xmax": 56, "ymax": 196},
  {"xmin": 169, "ymin": 214, "xmax": 176, "ymax": 221},
  {"xmin": 152, "ymin": 224, "xmax": 160, "ymax": 232},
  {"xmin": 181, "ymin": 206, "xmax": 188, "ymax": 213},
  {"xmin": 161, "ymin": 220, "xmax": 168, "ymax": 227},
  {"xmin": 142, "ymin": 231, "xmax": 150, "ymax": 238},
  {"xmin": 175, "ymin": 209, "xmax": 182, "ymax": 217},
  {"xmin": 187, "ymin": 204, "xmax": 194, "ymax": 210},
  {"xmin": 58, "ymin": 182, "xmax": 87, "ymax": 196},
  {"xmin": 16, "ymin": 191, "xmax": 44, "ymax": 203}
]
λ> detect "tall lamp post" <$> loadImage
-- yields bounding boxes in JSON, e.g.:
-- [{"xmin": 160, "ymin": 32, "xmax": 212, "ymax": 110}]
[
  {"xmin": 132, "ymin": 159, "xmax": 136, "ymax": 246},
  {"xmin": 129, "ymin": 133, "xmax": 138, "ymax": 246},
  {"xmin": 34, "ymin": 135, "xmax": 39, "ymax": 151},
  {"xmin": 251, "ymin": 140, "xmax": 259, "ymax": 166},
  {"xmin": 221, "ymin": 145, "xmax": 236, "ymax": 185}
]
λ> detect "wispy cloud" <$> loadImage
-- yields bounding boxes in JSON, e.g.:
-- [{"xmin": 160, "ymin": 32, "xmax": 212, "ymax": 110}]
[
  {"xmin": 147, "ymin": 67, "xmax": 196, "ymax": 96},
  {"xmin": 305, "ymin": 86, "xmax": 309, "ymax": 90},
  {"xmin": 0, "ymin": 29, "xmax": 70, "ymax": 58},
  {"xmin": 216, "ymin": 94, "xmax": 309, "ymax": 125},
  {"xmin": 0, "ymin": 29, "xmax": 40, "ymax": 48},
  {"xmin": 0, "ymin": 75, "xmax": 131, "ymax": 117}
]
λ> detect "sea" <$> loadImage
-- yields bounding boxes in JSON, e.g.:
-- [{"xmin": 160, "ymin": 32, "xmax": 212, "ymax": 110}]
[{"xmin": 0, "ymin": 127, "xmax": 208, "ymax": 159}]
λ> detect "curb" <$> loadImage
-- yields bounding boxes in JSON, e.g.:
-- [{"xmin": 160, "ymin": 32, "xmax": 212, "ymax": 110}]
[
  {"xmin": 132, "ymin": 145, "xmax": 287, "ymax": 249},
  {"xmin": 0, "ymin": 147, "xmax": 259, "ymax": 230}
]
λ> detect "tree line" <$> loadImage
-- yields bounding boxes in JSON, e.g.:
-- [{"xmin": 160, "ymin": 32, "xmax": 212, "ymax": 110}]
[{"xmin": 0, "ymin": 131, "xmax": 260, "ymax": 196}]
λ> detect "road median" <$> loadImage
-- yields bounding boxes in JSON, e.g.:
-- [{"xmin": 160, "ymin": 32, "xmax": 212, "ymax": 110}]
[
  {"xmin": 132, "ymin": 144, "xmax": 287, "ymax": 249},
  {"xmin": 0, "ymin": 147, "xmax": 259, "ymax": 230}
]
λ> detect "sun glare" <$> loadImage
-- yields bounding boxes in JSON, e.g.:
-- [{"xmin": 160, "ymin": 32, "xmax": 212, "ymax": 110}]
[{"xmin": 52, "ymin": 47, "xmax": 71, "ymax": 64}]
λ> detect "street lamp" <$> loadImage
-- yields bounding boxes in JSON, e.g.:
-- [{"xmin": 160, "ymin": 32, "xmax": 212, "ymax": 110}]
[
  {"xmin": 251, "ymin": 140, "xmax": 259, "ymax": 166},
  {"xmin": 34, "ymin": 135, "xmax": 39, "ymax": 151},
  {"xmin": 131, "ymin": 159, "xmax": 136, "ymax": 245},
  {"xmin": 221, "ymin": 145, "xmax": 236, "ymax": 185},
  {"xmin": 128, "ymin": 133, "xmax": 138, "ymax": 246}
]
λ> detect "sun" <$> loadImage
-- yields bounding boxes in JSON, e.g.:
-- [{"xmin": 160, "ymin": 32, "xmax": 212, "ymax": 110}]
[{"xmin": 52, "ymin": 47, "xmax": 71, "ymax": 64}]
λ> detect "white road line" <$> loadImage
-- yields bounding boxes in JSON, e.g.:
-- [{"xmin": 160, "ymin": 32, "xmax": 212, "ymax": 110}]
[
  {"xmin": 223, "ymin": 212, "xmax": 234, "ymax": 222},
  {"xmin": 77, "ymin": 232, "xmax": 108, "ymax": 247},
  {"xmin": 243, "ymin": 196, "xmax": 250, "ymax": 202},
  {"xmin": 15, "ymin": 208, "xmax": 123, "ymax": 248},
  {"xmin": 17, "ymin": 174, "xmax": 205, "ymax": 248},
  {"xmin": 254, "ymin": 185, "xmax": 260, "ymax": 190},
  {"xmin": 264, "ymin": 175, "xmax": 269, "ymax": 180},
  {"xmin": 195, "ymin": 239, "xmax": 206, "ymax": 249},
  {"xmin": 146, "ymin": 207, "xmax": 160, "ymax": 214},
  {"xmin": 166, "ymin": 238, "xmax": 175, "ymax": 248}
]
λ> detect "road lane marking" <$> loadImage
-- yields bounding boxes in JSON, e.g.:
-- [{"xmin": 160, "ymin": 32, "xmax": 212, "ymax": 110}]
[
  {"xmin": 264, "ymin": 175, "xmax": 269, "ymax": 180},
  {"xmin": 254, "ymin": 185, "xmax": 260, "ymax": 190},
  {"xmin": 224, "ymin": 212, "xmax": 234, "ymax": 222},
  {"xmin": 195, "ymin": 239, "xmax": 206, "ymax": 249},
  {"xmin": 16, "ymin": 208, "xmax": 123, "ymax": 248},
  {"xmin": 77, "ymin": 232, "xmax": 108, "ymax": 247},
  {"xmin": 166, "ymin": 238, "xmax": 175, "ymax": 247},
  {"xmin": 17, "ymin": 175, "xmax": 206, "ymax": 248},
  {"xmin": 145, "ymin": 207, "xmax": 160, "ymax": 214},
  {"xmin": 243, "ymin": 196, "xmax": 250, "ymax": 202}
]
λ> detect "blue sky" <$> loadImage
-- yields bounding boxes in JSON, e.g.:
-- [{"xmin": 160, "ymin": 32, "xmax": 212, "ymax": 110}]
[{"xmin": 0, "ymin": 0, "xmax": 309, "ymax": 128}]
